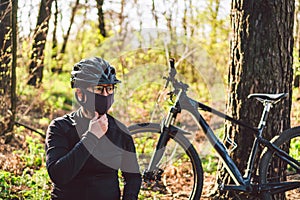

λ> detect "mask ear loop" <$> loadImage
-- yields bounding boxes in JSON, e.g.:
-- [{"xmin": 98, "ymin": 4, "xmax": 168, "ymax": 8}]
[{"xmin": 75, "ymin": 88, "xmax": 86, "ymax": 103}]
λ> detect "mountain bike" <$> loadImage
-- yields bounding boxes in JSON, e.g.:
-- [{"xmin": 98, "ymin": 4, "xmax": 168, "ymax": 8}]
[{"xmin": 128, "ymin": 58, "xmax": 300, "ymax": 199}]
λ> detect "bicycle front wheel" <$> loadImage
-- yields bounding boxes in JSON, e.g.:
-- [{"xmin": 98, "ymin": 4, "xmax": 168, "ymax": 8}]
[
  {"xmin": 129, "ymin": 123, "xmax": 203, "ymax": 200},
  {"xmin": 259, "ymin": 127, "xmax": 300, "ymax": 200}
]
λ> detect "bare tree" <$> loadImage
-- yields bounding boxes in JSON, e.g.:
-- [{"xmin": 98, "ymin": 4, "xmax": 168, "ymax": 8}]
[
  {"xmin": 51, "ymin": 0, "xmax": 80, "ymax": 73},
  {"xmin": 51, "ymin": 0, "xmax": 59, "ymax": 72},
  {"xmin": 151, "ymin": 0, "xmax": 158, "ymax": 28},
  {"xmin": 27, "ymin": 0, "xmax": 54, "ymax": 86},
  {"xmin": 0, "ymin": 0, "xmax": 11, "ymax": 92},
  {"xmin": 215, "ymin": 0, "xmax": 295, "ymax": 199},
  {"xmin": 11, "ymin": 0, "xmax": 18, "ymax": 136},
  {"xmin": 0, "ymin": 0, "xmax": 12, "ymax": 135},
  {"xmin": 0, "ymin": 0, "xmax": 17, "ymax": 136},
  {"xmin": 96, "ymin": 0, "xmax": 106, "ymax": 37},
  {"xmin": 60, "ymin": 0, "xmax": 79, "ymax": 56}
]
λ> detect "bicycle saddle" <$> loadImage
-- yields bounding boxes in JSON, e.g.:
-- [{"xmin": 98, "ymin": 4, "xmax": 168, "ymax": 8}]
[{"xmin": 247, "ymin": 93, "xmax": 288, "ymax": 102}]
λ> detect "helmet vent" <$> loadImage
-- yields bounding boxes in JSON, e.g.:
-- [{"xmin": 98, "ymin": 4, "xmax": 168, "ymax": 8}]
[{"xmin": 70, "ymin": 57, "xmax": 121, "ymax": 88}]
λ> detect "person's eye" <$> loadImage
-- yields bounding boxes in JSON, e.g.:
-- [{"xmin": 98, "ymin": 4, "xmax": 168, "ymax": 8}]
[{"xmin": 94, "ymin": 86, "xmax": 104, "ymax": 91}]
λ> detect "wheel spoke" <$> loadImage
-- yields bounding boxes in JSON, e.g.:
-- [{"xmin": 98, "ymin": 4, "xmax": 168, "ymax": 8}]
[
  {"xmin": 259, "ymin": 127, "xmax": 300, "ymax": 199},
  {"xmin": 129, "ymin": 123, "xmax": 203, "ymax": 199}
]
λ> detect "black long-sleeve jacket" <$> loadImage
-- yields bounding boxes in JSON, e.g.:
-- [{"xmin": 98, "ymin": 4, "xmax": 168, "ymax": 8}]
[{"xmin": 45, "ymin": 109, "xmax": 141, "ymax": 200}]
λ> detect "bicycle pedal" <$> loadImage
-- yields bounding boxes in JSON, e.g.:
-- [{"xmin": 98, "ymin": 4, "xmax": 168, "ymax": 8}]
[{"xmin": 141, "ymin": 181, "xmax": 167, "ymax": 193}]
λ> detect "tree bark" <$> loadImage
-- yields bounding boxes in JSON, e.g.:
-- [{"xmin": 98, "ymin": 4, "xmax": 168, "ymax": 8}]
[
  {"xmin": 51, "ymin": 0, "xmax": 59, "ymax": 73},
  {"xmin": 27, "ymin": 0, "xmax": 53, "ymax": 86},
  {"xmin": 215, "ymin": 0, "xmax": 295, "ymax": 199},
  {"xmin": 60, "ymin": 0, "xmax": 79, "ymax": 55},
  {"xmin": 10, "ymin": 0, "xmax": 18, "ymax": 135},
  {"xmin": 0, "ymin": 0, "xmax": 11, "ymax": 90},
  {"xmin": 151, "ymin": 0, "xmax": 158, "ymax": 28},
  {"xmin": 96, "ymin": 0, "xmax": 106, "ymax": 37},
  {"xmin": 51, "ymin": 0, "xmax": 80, "ymax": 73},
  {"xmin": 0, "ymin": 0, "xmax": 12, "ymax": 135}
]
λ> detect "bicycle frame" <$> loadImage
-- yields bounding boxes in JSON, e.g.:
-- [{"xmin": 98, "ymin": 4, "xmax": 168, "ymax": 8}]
[
  {"xmin": 148, "ymin": 87, "xmax": 300, "ymax": 194},
  {"xmin": 176, "ymin": 90, "xmax": 258, "ymax": 189}
]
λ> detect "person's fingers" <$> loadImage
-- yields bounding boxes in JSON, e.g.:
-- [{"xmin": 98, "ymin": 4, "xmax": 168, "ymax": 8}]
[
  {"xmin": 91, "ymin": 112, "xmax": 99, "ymax": 121},
  {"xmin": 99, "ymin": 114, "xmax": 107, "ymax": 120},
  {"xmin": 98, "ymin": 114, "xmax": 108, "ymax": 124},
  {"xmin": 94, "ymin": 114, "xmax": 107, "ymax": 133}
]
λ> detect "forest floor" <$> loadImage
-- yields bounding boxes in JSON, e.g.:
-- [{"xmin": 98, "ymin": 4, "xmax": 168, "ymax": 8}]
[
  {"xmin": 1, "ymin": 123, "xmax": 299, "ymax": 199},
  {"xmin": 0, "ymin": 129, "xmax": 220, "ymax": 199},
  {"xmin": 1, "ymin": 97, "xmax": 300, "ymax": 199}
]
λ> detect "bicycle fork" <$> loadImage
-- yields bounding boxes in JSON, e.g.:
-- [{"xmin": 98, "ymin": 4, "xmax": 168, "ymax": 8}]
[
  {"xmin": 141, "ymin": 126, "xmax": 171, "ymax": 188},
  {"xmin": 143, "ymin": 95, "xmax": 181, "ymax": 182}
]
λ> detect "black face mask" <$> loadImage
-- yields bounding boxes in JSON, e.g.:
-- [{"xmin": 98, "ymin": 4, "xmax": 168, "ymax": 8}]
[{"xmin": 75, "ymin": 89, "xmax": 114, "ymax": 115}]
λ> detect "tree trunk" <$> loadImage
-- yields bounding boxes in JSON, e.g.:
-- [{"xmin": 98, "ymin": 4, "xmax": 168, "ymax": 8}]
[
  {"xmin": 96, "ymin": 0, "xmax": 106, "ymax": 37},
  {"xmin": 151, "ymin": 0, "xmax": 158, "ymax": 28},
  {"xmin": 27, "ymin": 0, "xmax": 53, "ymax": 86},
  {"xmin": 10, "ymin": 0, "xmax": 18, "ymax": 135},
  {"xmin": 294, "ymin": 1, "xmax": 300, "ymax": 98},
  {"xmin": 0, "ymin": 0, "xmax": 11, "ymax": 92},
  {"xmin": 51, "ymin": 0, "xmax": 59, "ymax": 73},
  {"xmin": 0, "ymin": 0, "xmax": 12, "ymax": 135},
  {"xmin": 60, "ymin": 0, "xmax": 79, "ymax": 55},
  {"xmin": 52, "ymin": 0, "xmax": 80, "ymax": 73},
  {"xmin": 215, "ymin": 0, "xmax": 294, "ymax": 199}
]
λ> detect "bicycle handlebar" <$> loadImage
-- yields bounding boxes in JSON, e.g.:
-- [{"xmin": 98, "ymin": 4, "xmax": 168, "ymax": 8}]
[
  {"xmin": 164, "ymin": 58, "xmax": 189, "ymax": 92},
  {"xmin": 170, "ymin": 58, "xmax": 174, "ymax": 67}
]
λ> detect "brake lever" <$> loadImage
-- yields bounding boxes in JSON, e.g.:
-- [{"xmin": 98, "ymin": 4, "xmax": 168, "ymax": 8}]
[
  {"xmin": 163, "ymin": 76, "xmax": 170, "ymax": 89},
  {"xmin": 167, "ymin": 91, "xmax": 175, "ymax": 102}
]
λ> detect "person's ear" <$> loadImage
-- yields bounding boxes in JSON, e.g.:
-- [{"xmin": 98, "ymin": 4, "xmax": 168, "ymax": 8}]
[{"xmin": 75, "ymin": 88, "xmax": 85, "ymax": 102}]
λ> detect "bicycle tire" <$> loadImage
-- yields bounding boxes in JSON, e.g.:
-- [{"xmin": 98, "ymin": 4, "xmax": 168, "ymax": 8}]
[
  {"xmin": 128, "ymin": 123, "xmax": 203, "ymax": 200},
  {"xmin": 259, "ymin": 126, "xmax": 300, "ymax": 200}
]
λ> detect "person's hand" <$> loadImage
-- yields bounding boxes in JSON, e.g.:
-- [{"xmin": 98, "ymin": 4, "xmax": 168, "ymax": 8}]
[{"xmin": 88, "ymin": 112, "xmax": 108, "ymax": 139}]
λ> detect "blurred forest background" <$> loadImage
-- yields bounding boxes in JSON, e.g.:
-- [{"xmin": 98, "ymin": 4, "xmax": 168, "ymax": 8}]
[{"xmin": 0, "ymin": 0, "xmax": 300, "ymax": 199}]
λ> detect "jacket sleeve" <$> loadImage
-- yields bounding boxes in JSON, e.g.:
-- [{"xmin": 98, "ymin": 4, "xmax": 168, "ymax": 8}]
[
  {"xmin": 45, "ymin": 119, "xmax": 99, "ymax": 185},
  {"xmin": 120, "ymin": 133, "xmax": 142, "ymax": 200},
  {"xmin": 122, "ymin": 172, "xmax": 142, "ymax": 200}
]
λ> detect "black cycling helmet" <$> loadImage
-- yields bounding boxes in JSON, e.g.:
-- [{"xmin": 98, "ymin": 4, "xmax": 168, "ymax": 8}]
[{"xmin": 70, "ymin": 57, "xmax": 121, "ymax": 88}]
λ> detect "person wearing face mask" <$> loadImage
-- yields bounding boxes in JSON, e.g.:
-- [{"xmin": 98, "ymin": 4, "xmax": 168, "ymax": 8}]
[{"xmin": 45, "ymin": 57, "xmax": 141, "ymax": 200}]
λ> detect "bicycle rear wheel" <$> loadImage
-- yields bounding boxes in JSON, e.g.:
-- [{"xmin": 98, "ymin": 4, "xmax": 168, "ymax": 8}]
[
  {"xmin": 128, "ymin": 123, "xmax": 203, "ymax": 200},
  {"xmin": 259, "ymin": 127, "xmax": 300, "ymax": 200}
]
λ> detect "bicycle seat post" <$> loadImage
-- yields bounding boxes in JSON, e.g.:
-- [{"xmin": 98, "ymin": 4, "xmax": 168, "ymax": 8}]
[
  {"xmin": 257, "ymin": 100, "xmax": 273, "ymax": 134},
  {"xmin": 243, "ymin": 100, "xmax": 273, "ymax": 181},
  {"xmin": 248, "ymin": 93, "xmax": 288, "ymax": 133}
]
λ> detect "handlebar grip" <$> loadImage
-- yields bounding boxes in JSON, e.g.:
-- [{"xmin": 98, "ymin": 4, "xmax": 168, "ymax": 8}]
[
  {"xmin": 169, "ymin": 58, "xmax": 175, "ymax": 69},
  {"xmin": 168, "ymin": 58, "xmax": 177, "ymax": 78}
]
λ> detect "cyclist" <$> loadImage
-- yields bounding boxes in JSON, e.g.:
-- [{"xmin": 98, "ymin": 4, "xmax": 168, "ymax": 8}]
[{"xmin": 45, "ymin": 57, "xmax": 141, "ymax": 200}]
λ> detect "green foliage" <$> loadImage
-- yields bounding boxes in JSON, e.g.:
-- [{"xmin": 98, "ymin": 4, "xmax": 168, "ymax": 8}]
[
  {"xmin": 15, "ymin": 136, "xmax": 45, "ymax": 168},
  {"xmin": 0, "ymin": 136, "xmax": 51, "ymax": 199},
  {"xmin": 8, "ymin": 0, "xmax": 300, "ymax": 198},
  {"xmin": 201, "ymin": 155, "xmax": 218, "ymax": 173},
  {"xmin": 0, "ymin": 168, "xmax": 51, "ymax": 200},
  {"xmin": 0, "ymin": 171, "xmax": 15, "ymax": 199},
  {"xmin": 290, "ymin": 137, "xmax": 300, "ymax": 161},
  {"xmin": 293, "ymin": 48, "xmax": 300, "ymax": 76},
  {"xmin": 19, "ymin": 168, "xmax": 51, "ymax": 200}
]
